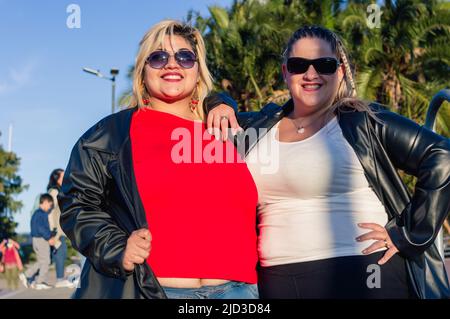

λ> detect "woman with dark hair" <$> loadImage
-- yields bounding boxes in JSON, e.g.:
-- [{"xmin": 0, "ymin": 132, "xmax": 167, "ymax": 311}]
[
  {"xmin": 47, "ymin": 168, "xmax": 73, "ymax": 288},
  {"xmin": 207, "ymin": 25, "xmax": 450, "ymax": 299}
]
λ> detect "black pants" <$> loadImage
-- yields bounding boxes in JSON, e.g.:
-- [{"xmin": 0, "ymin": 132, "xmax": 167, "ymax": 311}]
[{"xmin": 257, "ymin": 252, "xmax": 414, "ymax": 299}]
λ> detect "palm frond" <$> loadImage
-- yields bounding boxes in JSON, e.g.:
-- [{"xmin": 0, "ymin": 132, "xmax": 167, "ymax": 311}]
[
  {"xmin": 356, "ymin": 67, "xmax": 383, "ymax": 101},
  {"xmin": 208, "ymin": 6, "xmax": 230, "ymax": 30}
]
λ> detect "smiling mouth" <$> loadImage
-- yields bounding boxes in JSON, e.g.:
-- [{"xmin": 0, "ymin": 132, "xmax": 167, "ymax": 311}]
[
  {"xmin": 302, "ymin": 83, "xmax": 322, "ymax": 91},
  {"xmin": 161, "ymin": 73, "xmax": 184, "ymax": 81}
]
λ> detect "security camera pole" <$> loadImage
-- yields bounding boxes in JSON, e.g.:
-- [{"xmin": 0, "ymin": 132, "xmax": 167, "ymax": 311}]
[{"xmin": 83, "ymin": 67, "xmax": 120, "ymax": 114}]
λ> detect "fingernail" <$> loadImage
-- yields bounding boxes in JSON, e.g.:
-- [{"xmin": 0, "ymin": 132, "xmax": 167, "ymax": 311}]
[
  {"xmin": 362, "ymin": 249, "xmax": 367, "ymax": 254},
  {"xmin": 208, "ymin": 128, "xmax": 212, "ymax": 135}
]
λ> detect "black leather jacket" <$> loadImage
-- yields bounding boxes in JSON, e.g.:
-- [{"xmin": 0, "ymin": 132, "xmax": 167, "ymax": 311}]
[
  {"xmin": 214, "ymin": 97, "xmax": 450, "ymax": 298},
  {"xmin": 58, "ymin": 107, "xmax": 167, "ymax": 299},
  {"xmin": 59, "ymin": 96, "xmax": 450, "ymax": 299}
]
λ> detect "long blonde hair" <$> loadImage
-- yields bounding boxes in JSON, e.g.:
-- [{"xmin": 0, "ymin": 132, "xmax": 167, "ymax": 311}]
[
  {"xmin": 129, "ymin": 20, "xmax": 213, "ymax": 120},
  {"xmin": 282, "ymin": 26, "xmax": 378, "ymax": 120}
]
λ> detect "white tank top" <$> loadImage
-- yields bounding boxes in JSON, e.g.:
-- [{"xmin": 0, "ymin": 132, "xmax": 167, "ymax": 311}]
[{"xmin": 246, "ymin": 116, "xmax": 388, "ymax": 267}]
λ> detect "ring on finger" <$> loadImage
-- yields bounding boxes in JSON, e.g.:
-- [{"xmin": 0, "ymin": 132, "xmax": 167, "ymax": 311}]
[
  {"xmin": 220, "ymin": 115, "xmax": 229, "ymax": 121},
  {"xmin": 384, "ymin": 239, "xmax": 390, "ymax": 249}
]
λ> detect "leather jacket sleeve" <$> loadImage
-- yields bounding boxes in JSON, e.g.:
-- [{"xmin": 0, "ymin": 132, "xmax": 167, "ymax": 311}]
[
  {"xmin": 204, "ymin": 92, "xmax": 238, "ymax": 114},
  {"xmin": 203, "ymin": 92, "xmax": 261, "ymax": 130},
  {"xmin": 377, "ymin": 110, "xmax": 450, "ymax": 258},
  {"xmin": 58, "ymin": 138, "xmax": 131, "ymax": 280}
]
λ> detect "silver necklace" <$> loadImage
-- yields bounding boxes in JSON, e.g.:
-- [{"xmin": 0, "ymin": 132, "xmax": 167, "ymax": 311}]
[{"xmin": 288, "ymin": 116, "xmax": 315, "ymax": 134}]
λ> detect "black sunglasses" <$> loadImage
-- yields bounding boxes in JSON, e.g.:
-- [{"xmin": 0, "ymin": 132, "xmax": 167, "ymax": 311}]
[
  {"xmin": 287, "ymin": 57, "xmax": 340, "ymax": 75},
  {"xmin": 146, "ymin": 50, "xmax": 197, "ymax": 69}
]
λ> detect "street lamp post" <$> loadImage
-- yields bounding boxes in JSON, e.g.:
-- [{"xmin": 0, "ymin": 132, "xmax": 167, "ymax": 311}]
[{"xmin": 83, "ymin": 67, "xmax": 119, "ymax": 114}]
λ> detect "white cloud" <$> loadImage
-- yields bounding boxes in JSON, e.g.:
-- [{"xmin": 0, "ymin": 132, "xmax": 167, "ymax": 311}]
[{"xmin": 0, "ymin": 59, "xmax": 37, "ymax": 94}]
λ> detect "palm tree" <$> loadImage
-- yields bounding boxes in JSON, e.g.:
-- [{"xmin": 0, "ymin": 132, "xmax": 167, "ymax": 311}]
[
  {"xmin": 191, "ymin": 0, "xmax": 293, "ymax": 110},
  {"xmin": 119, "ymin": 0, "xmax": 449, "ymax": 137},
  {"xmin": 191, "ymin": 0, "xmax": 345, "ymax": 110},
  {"xmin": 118, "ymin": 65, "xmax": 134, "ymax": 110},
  {"xmin": 339, "ymin": 0, "xmax": 450, "ymax": 136}
]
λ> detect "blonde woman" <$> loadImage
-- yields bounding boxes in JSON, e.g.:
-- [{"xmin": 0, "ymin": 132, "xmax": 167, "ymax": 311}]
[
  {"xmin": 208, "ymin": 26, "xmax": 450, "ymax": 299},
  {"xmin": 59, "ymin": 20, "xmax": 259, "ymax": 299}
]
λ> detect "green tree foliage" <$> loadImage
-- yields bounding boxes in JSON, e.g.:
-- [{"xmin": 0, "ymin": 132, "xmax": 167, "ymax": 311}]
[
  {"xmin": 190, "ymin": 0, "xmax": 306, "ymax": 110},
  {"xmin": 0, "ymin": 140, "xmax": 27, "ymax": 239},
  {"xmin": 119, "ymin": 0, "xmax": 449, "ymax": 133},
  {"xmin": 341, "ymin": 0, "xmax": 450, "ymax": 135}
]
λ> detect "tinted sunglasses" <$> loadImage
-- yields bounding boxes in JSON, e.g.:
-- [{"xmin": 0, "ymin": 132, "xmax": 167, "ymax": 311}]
[
  {"xmin": 287, "ymin": 57, "xmax": 340, "ymax": 75},
  {"xmin": 146, "ymin": 50, "xmax": 197, "ymax": 69}
]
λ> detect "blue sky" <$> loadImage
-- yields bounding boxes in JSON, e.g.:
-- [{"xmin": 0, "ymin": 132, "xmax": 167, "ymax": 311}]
[{"xmin": 0, "ymin": 0, "xmax": 232, "ymax": 233}]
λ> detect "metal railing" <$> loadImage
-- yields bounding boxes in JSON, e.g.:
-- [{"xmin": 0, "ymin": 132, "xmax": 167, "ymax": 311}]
[{"xmin": 423, "ymin": 89, "xmax": 450, "ymax": 259}]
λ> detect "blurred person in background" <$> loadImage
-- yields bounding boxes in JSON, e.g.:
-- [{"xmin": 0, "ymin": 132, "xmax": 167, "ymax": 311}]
[
  {"xmin": 0, "ymin": 238, "xmax": 24, "ymax": 290},
  {"xmin": 444, "ymin": 219, "xmax": 450, "ymax": 235},
  {"xmin": 47, "ymin": 168, "xmax": 73, "ymax": 288},
  {"xmin": 20, "ymin": 194, "xmax": 56, "ymax": 290}
]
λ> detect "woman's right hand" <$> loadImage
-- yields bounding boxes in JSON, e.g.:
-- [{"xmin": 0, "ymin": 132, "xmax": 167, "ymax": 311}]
[
  {"xmin": 206, "ymin": 104, "xmax": 241, "ymax": 141},
  {"xmin": 122, "ymin": 228, "xmax": 152, "ymax": 272}
]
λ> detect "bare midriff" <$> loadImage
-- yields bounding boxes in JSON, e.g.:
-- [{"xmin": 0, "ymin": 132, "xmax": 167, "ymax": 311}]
[{"xmin": 157, "ymin": 277, "xmax": 230, "ymax": 289}]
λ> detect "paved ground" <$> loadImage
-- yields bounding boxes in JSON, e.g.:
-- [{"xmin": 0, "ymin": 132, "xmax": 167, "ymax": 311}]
[
  {"xmin": 0, "ymin": 267, "xmax": 75, "ymax": 299},
  {"xmin": 1, "ymin": 259, "xmax": 449, "ymax": 299}
]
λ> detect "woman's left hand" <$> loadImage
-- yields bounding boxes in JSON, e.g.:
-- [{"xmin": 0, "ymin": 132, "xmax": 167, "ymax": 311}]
[{"xmin": 356, "ymin": 223, "xmax": 399, "ymax": 265}]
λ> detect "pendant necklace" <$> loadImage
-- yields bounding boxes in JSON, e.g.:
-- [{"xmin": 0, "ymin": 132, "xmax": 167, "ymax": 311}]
[{"xmin": 289, "ymin": 114, "xmax": 321, "ymax": 134}]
